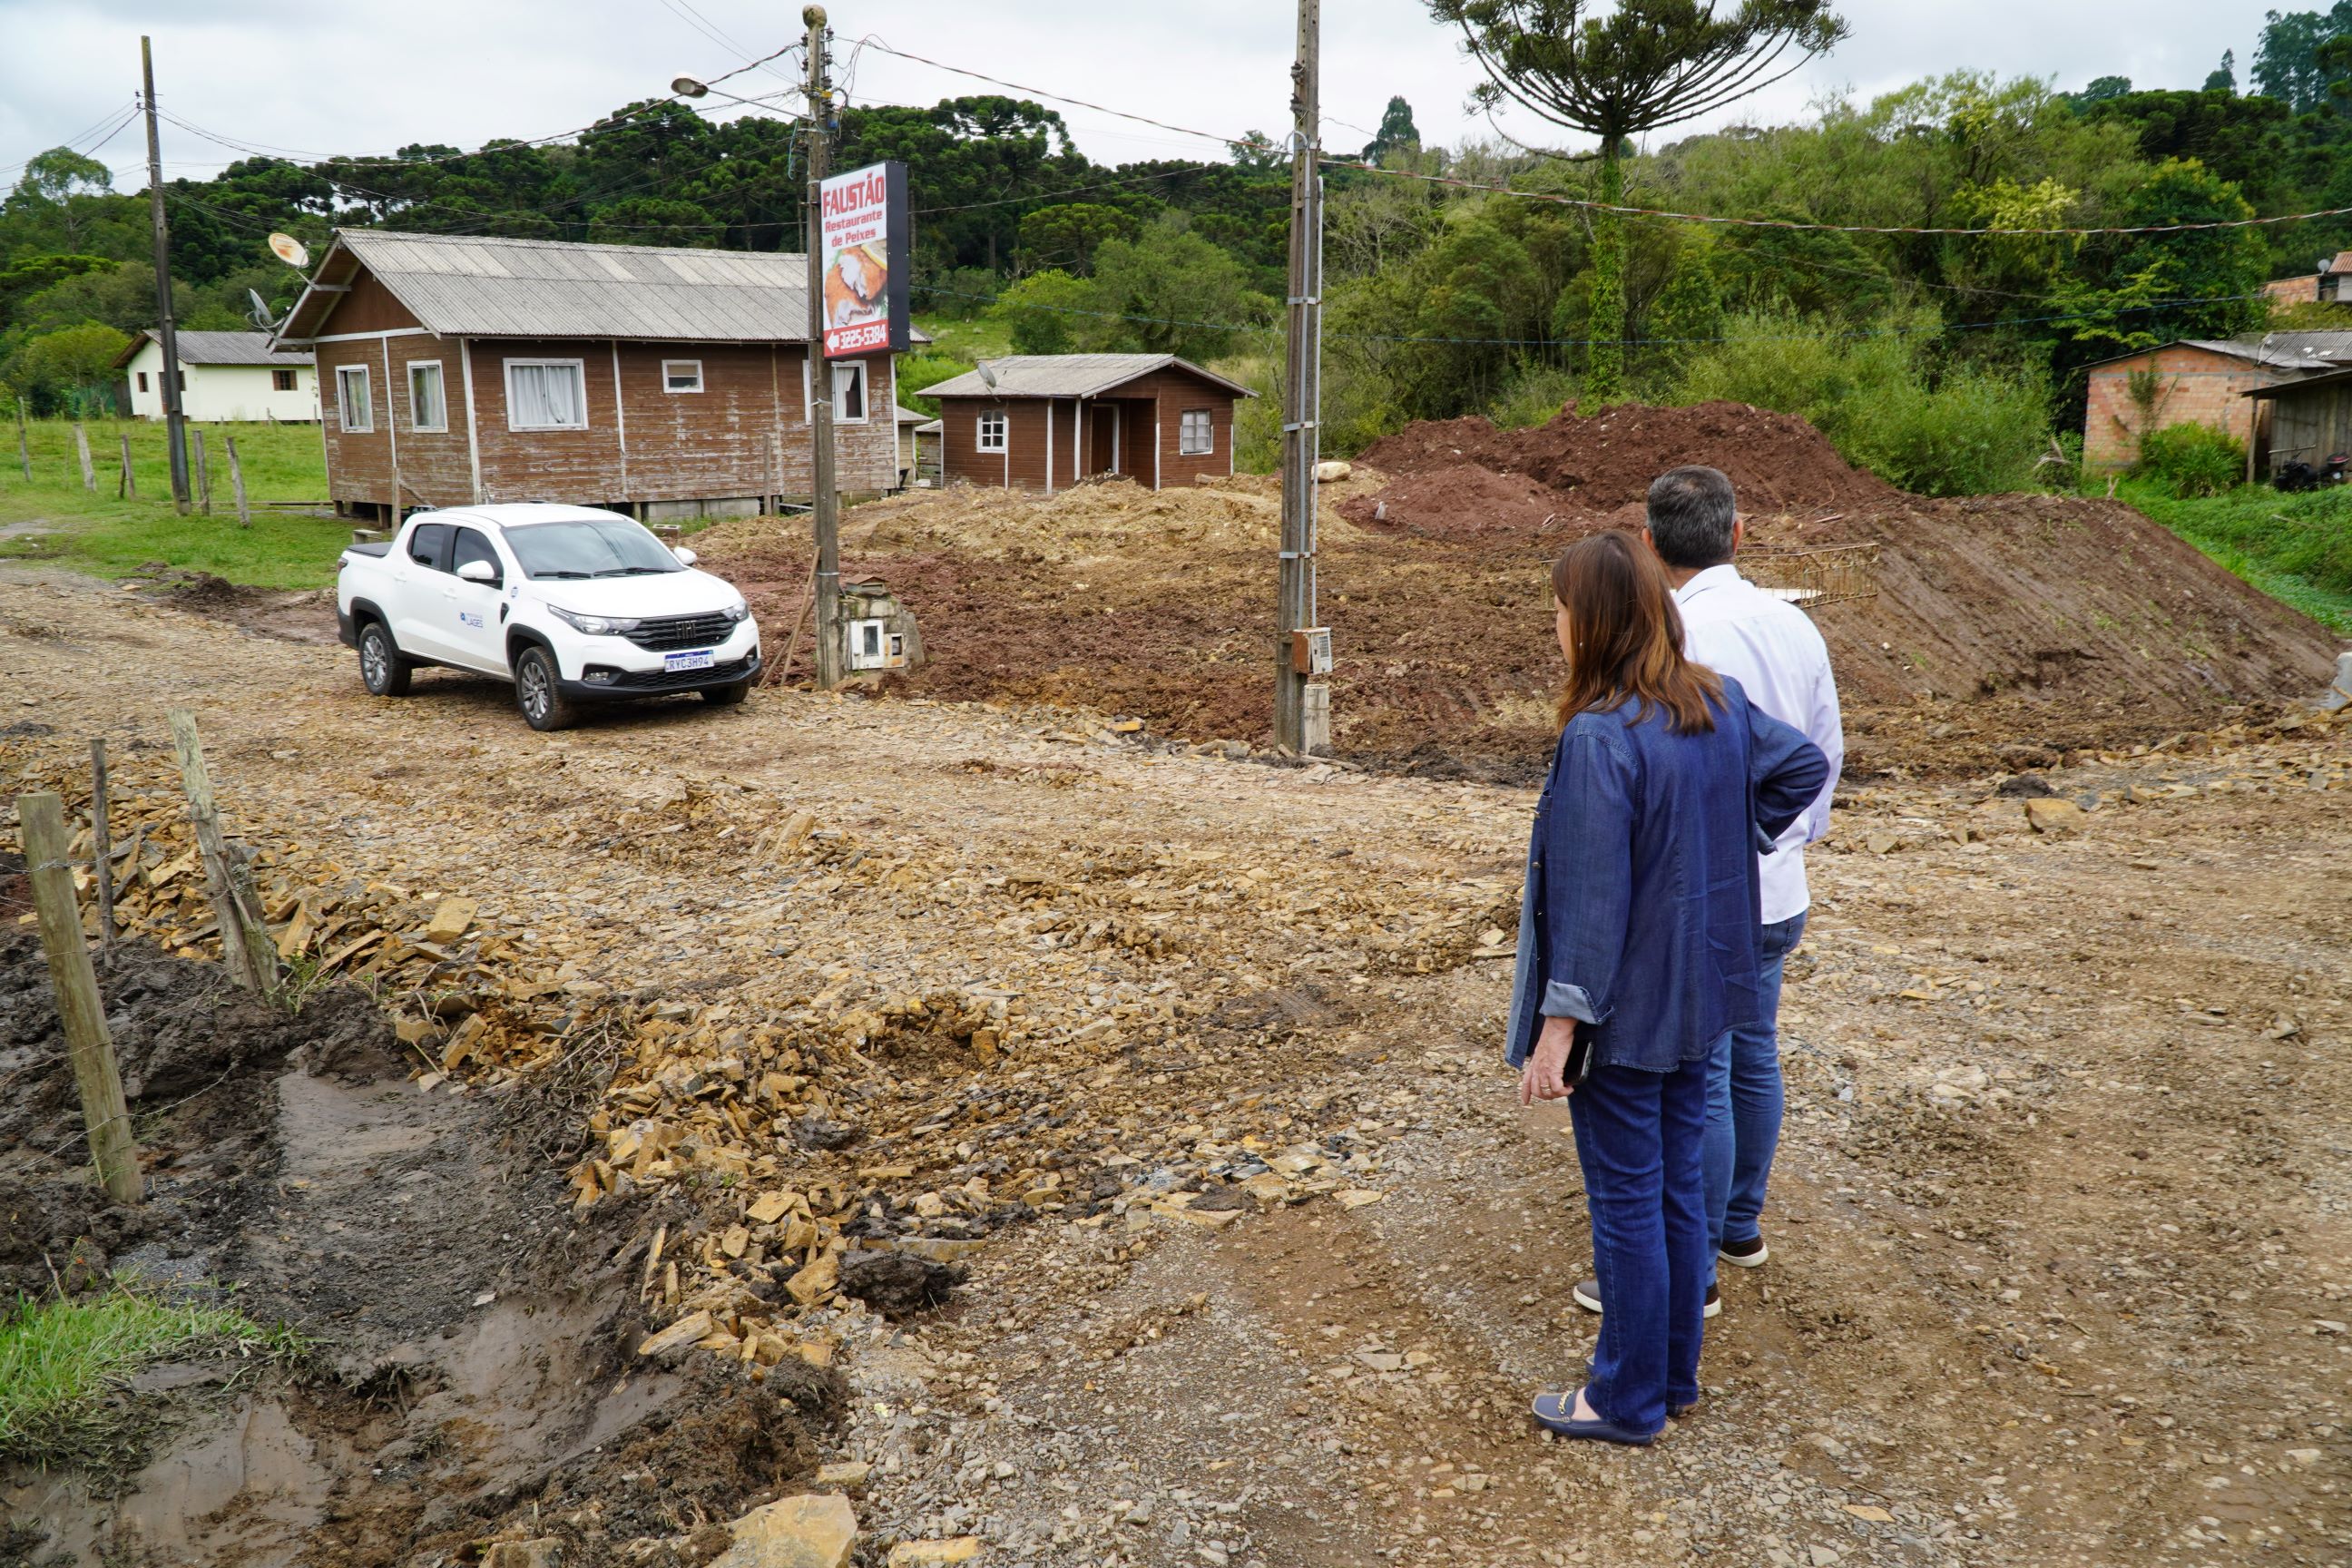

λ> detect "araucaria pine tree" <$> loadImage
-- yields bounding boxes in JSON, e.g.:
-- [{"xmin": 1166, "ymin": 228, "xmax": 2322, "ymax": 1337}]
[{"xmin": 1428, "ymin": 1, "xmax": 1847, "ymax": 398}]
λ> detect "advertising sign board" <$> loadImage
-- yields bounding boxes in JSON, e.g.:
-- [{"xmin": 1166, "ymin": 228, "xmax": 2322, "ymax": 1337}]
[{"xmin": 819, "ymin": 160, "xmax": 909, "ymax": 359}]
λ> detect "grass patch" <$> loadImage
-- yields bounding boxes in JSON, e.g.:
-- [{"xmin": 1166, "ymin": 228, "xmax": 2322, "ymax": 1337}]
[
  {"xmin": 2118, "ymin": 477, "xmax": 2352, "ymax": 634},
  {"xmin": 0, "ymin": 418, "xmax": 343, "ymax": 590},
  {"xmin": 912, "ymin": 314, "xmax": 1013, "ymax": 363},
  {"xmin": 0, "ymin": 1284, "xmax": 305, "ymax": 1472}
]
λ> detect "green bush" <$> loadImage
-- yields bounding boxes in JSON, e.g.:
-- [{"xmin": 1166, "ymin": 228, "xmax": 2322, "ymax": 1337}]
[
  {"xmin": 2135, "ymin": 422, "xmax": 2245, "ymax": 498},
  {"xmin": 893, "ymin": 349, "xmax": 973, "ymax": 415},
  {"xmin": 1672, "ymin": 310, "xmax": 2053, "ymax": 496},
  {"xmin": 1491, "ymin": 361, "xmax": 1582, "ymax": 430}
]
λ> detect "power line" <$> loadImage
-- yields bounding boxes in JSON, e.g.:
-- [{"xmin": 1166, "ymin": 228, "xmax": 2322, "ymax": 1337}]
[
  {"xmin": 913, "ymin": 280, "xmax": 2273, "ymax": 348},
  {"xmin": 854, "ymin": 38, "xmax": 1240, "ymax": 149},
  {"xmin": 1328, "ymin": 156, "xmax": 2352, "ymax": 239},
  {"xmin": 0, "ymin": 101, "xmax": 141, "ymax": 178}
]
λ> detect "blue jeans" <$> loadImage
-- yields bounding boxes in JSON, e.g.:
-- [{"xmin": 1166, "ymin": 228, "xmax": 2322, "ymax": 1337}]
[
  {"xmin": 1567, "ymin": 1057, "xmax": 1709, "ymax": 1436},
  {"xmin": 1703, "ymin": 911, "xmax": 1807, "ymax": 1282}
]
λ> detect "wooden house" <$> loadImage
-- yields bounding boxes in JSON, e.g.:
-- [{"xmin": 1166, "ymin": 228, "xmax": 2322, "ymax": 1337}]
[
  {"xmin": 2244, "ymin": 367, "xmax": 2352, "ymax": 477},
  {"xmin": 113, "ymin": 329, "xmax": 317, "ymax": 423},
  {"xmin": 272, "ymin": 229, "xmax": 909, "ymax": 522},
  {"xmin": 920, "ymin": 354, "xmax": 1254, "ymax": 491}
]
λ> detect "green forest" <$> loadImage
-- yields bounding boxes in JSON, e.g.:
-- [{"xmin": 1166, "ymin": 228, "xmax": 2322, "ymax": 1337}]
[{"xmin": 9, "ymin": 5, "xmax": 2352, "ymax": 497}]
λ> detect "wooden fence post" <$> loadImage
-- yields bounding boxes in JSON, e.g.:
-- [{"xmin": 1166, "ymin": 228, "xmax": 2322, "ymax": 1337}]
[
  {"xmin": 193, "ymin": 429, "xmax": 211, "ymax": 515},
  {"xmin": 166, "ymin": 708, "xmax": 279, "ymax": 995},
  {"xmin": 91, "ymin": 739, "xmax": 115, "ymax": 967},
  {"xmin": 117, "ymin": 431, "xmax": 136, "ymax": 499},
  {"xmin": 15, "ymin": 792, "xmax": 142, "ymax": 1202},
  {"xmin": 13, "ymin": 398, "xmax": 27, "ymax": 482},
  {"xmin": 74, "ymin": 421, "xmax": 95, "ymax": 492},
  {"xmin": 224, "ymin": 434, "xmax": 250, "ymax": 526}
]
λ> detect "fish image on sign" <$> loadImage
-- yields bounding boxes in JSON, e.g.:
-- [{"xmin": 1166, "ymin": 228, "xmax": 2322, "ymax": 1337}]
[{"xmin": 819, "ymin": 161, "xmax": 909, "ymax": 359}]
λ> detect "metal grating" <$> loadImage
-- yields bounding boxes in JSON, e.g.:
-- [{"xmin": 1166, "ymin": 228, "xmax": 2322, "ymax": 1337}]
[
  {"xmin": 624, "ymin": 612, "xmax": 740, "ymax": 652},
  {"xmin": 1742, "ymin": 544, "xmax": 1880, "ymax": 611}
]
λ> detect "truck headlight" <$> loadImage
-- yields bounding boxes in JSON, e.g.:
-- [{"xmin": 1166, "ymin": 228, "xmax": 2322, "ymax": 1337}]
[
  {"xmin": 549, "ymin": 606, "xmax": 642, "ymax": 636},
  {"xmin": 721, "ymin": 601, "xmax": 750, "ymax": 622}
]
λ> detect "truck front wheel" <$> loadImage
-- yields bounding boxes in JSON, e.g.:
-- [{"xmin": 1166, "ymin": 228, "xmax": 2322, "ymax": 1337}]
[
  {"xmin": 358, "ymin": 620, "xmax": 413, "ymax": 697},
  {"xmin": 701, "ymin": 680, "xmax": 750, "ymax": 706},
  {"xmin": 514, "ymin": 646, "xmax": 577, "ymax": 731}
]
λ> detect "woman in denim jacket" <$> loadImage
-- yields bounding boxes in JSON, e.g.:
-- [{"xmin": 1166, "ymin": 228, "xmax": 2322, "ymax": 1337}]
[{"xmin": 1509, "ymin": 532, "xmax": 1828, "ymax": 1446}]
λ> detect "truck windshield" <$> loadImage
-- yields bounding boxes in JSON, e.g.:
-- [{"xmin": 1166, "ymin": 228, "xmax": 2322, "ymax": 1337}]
[{"xmin": 503, "ymin": 519, "xmax": 685, "ymax": 580}]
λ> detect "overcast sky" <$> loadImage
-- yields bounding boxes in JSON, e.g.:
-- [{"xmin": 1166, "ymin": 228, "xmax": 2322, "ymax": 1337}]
[{"xmin": 1, "ymin": 1, "xmax": 2278, "ymax": 192}]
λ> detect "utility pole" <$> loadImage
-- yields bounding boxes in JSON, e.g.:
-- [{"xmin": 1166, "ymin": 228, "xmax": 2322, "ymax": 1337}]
[
  {"xmin": 140, "ymin": 35, "xmax": 191, "ymax": 515},
  {"xmin": 803, "ymin": 5, "xmax": 843, "ymax": 690},
  {"xmin": 1274, "ymin": 0, "xmax": 1328, "ymax": 754}
]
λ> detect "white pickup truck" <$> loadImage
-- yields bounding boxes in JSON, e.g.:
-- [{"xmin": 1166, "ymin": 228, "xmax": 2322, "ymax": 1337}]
[{"xmin": 336, "ymin": 504, "xmax": 761, "ymax": 730}]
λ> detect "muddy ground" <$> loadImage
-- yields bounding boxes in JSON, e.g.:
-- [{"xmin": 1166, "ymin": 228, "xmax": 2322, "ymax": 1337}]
[
  {"xmin": 0, "ymin": 921, "xmax": 843, "ymax": 1568},
  {"xmin": 0, "ymin": 564, "xmax": 2345, "ymax": 1567}
]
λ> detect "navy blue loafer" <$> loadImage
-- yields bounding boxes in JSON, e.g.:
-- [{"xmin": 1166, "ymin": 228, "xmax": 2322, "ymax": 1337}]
[{"xmin": 1530, "ymin": 1390, "xmax": 1656, "ymax": 1446}]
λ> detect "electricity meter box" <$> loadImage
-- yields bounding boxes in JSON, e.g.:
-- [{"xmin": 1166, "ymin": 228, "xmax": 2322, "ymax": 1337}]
[
  {"xmin": 838, "ymin": 581, "xmax": 924, "ymax": 675},
  {"xmin": 1290, "ymin": 627, "xmax": 1333, "ymax": 676}
]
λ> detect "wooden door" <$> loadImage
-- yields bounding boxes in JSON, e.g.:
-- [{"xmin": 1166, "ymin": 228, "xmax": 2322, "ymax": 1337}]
[{"xmin": 1090, "ymin": 404, "xmax": 1120, "ymax": 475}]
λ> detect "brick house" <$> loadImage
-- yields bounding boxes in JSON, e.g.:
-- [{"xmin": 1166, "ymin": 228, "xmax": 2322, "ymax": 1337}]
[
  {"xmin": 2261, "ymin": 252, "xmax": 2352, "ymax": 308},
  {"xmin": 920, "ymin": 355, "xmax": 1255, "ymax": 492},
  {"xmin": 2081, "ymin": 334, "xmax": 2352, "ymax": 473},
  {"xmin": 273, "ymin": 230, "xmax": 910, "ymax": 523}
]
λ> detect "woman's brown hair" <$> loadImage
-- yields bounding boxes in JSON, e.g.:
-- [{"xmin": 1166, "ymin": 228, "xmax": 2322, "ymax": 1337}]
[{"xmin": 1551, "ymin": 531, "xmax": 1723, "ymax": 733}]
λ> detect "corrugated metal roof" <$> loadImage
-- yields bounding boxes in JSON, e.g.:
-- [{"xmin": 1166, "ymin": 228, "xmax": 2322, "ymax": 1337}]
[
  {"xmin": 921, "ymin": 353, "xmax": 1255, "ymax": 400},
  {"xmin": 2245, "ymin": 363, "xmax": 2352, "ymax": 398},
  {"xmin": 2177, "ymin": 338, "xmax": 2330, "ymax": 371},
  {"xmin": 2084, "ymin": 333, "xmax": 2352, "ymax": 373},
  {"xmin": 325, "ymin": 230, "xmax": 813, "ymax": 342},
  {"xmin": 115, "ymin": 329, "xmax": 311, "ymax": 368}
]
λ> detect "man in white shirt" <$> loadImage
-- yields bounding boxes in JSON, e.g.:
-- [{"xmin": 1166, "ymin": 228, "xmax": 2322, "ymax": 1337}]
[{"xmin": 1668, "ymin": 467, "xmax": 1847, "ymax": 1269}]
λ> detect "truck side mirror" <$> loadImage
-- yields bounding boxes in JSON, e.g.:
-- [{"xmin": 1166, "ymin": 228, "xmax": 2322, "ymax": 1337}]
[
  {"xmin": 671, "ymin": 545, "xmax": 697, "ymax": 565},
  {"xmin": 457, "ymin": 559, "xmax": 498, "ymax": 583}
]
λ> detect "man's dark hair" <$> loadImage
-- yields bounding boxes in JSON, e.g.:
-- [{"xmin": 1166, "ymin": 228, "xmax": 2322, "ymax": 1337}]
[{"xmin": 1646, "ymin": 466, "xmax": 1738, "ymax": 569}]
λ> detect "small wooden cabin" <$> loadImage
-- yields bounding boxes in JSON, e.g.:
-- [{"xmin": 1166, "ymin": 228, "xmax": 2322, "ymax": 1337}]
[
  {"xmin": 922, "ymin": 354, "xmax": 1254, "ymax": 491},
  {"xmin": 2245, "ymin": 366, "xmax": 2352, "ymax": 477},
  {"xmin": 273, "ymin": 229, "xmax": 908, "ymax": 522}
]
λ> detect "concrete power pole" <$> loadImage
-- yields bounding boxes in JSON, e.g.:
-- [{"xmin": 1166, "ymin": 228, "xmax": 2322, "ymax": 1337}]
[
  {"xmin": 140, "ymin": 35, "xmax": 191, "ymax": 515},
  {"xmin": 803, "ymin": 5, "xmax": 843, "ymax": 689},
  {"xmin": 1274, "ymin": 0, "xmax": 1328, "ymax": 754}
]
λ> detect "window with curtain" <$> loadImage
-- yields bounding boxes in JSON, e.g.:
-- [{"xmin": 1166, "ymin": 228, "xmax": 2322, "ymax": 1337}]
[
  {"xmin": 408, "ymin": 362, "xmax": 446, "ymax": 431},
  {"xmin": 337, "ymin": 365, "xmax": 372, "ymax": 432},
  {"xmin": 1180, "ymin": 408, "xmax": 1213, "ymax": 456},
  {"xmin": 833, "ymin": 361, "xmax": 868, "ymax": 423},
  {"xmin": 505, "ymin": 359, "xmax": 587, "ymax": 430}
]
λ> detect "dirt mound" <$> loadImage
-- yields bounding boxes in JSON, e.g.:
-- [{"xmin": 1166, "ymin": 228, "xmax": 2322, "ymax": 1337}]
[
  {"xmin": 1349, "ymin": 400, "xmax": 1896, "ymax": 534},
  {"xmin": 126, "ymin": 564, "xmax": 339, "ymax": 644}
]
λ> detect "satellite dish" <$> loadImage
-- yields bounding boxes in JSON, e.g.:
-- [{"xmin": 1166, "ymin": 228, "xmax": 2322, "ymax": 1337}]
[
  {"xmin": 246, "ymin": 289, "xmax": 277, "ymax": 331},
  {"xmin": 268, "ymin": 232, "xmax": 310, "ymax": 269},
  {"xmin": 975, "ymin": 361, "xmax": 999, "ymax": 391}
]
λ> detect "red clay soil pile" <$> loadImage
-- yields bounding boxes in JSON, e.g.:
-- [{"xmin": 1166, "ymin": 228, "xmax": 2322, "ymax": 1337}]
[
  {"xmin": 1348, "ymin": 400, "xmax": 1896, "ymax": 535},
  {"xmin": 693, "ymin": 408, "xmax": 2342, "ymax": 781}
]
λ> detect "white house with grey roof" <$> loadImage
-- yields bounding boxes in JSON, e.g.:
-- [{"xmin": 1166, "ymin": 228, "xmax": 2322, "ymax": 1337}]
[
  {"xmin": 270, "ymin": 229, "xmax": 923, "ymax": 522},
  {"xmin": 113, "ymin": 329, "xmax": 317, "ymax": 424}
]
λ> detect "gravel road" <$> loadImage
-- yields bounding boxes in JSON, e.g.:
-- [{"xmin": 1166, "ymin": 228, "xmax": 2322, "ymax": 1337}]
[{"xmin": 1, "ymin": 570, "xmax": 2344, "ymax": 1568}]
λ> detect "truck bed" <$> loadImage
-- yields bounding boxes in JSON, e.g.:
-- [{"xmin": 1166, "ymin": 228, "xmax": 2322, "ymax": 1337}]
[{"xmin": 345, "ymin": 542, "xmax": 392, "ymax": 558}]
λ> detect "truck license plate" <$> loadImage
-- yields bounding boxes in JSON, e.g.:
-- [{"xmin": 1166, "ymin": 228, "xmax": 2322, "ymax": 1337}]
[{"xmin": 663, "ymin": 650, "xmax": 717, "ymax": 672}]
